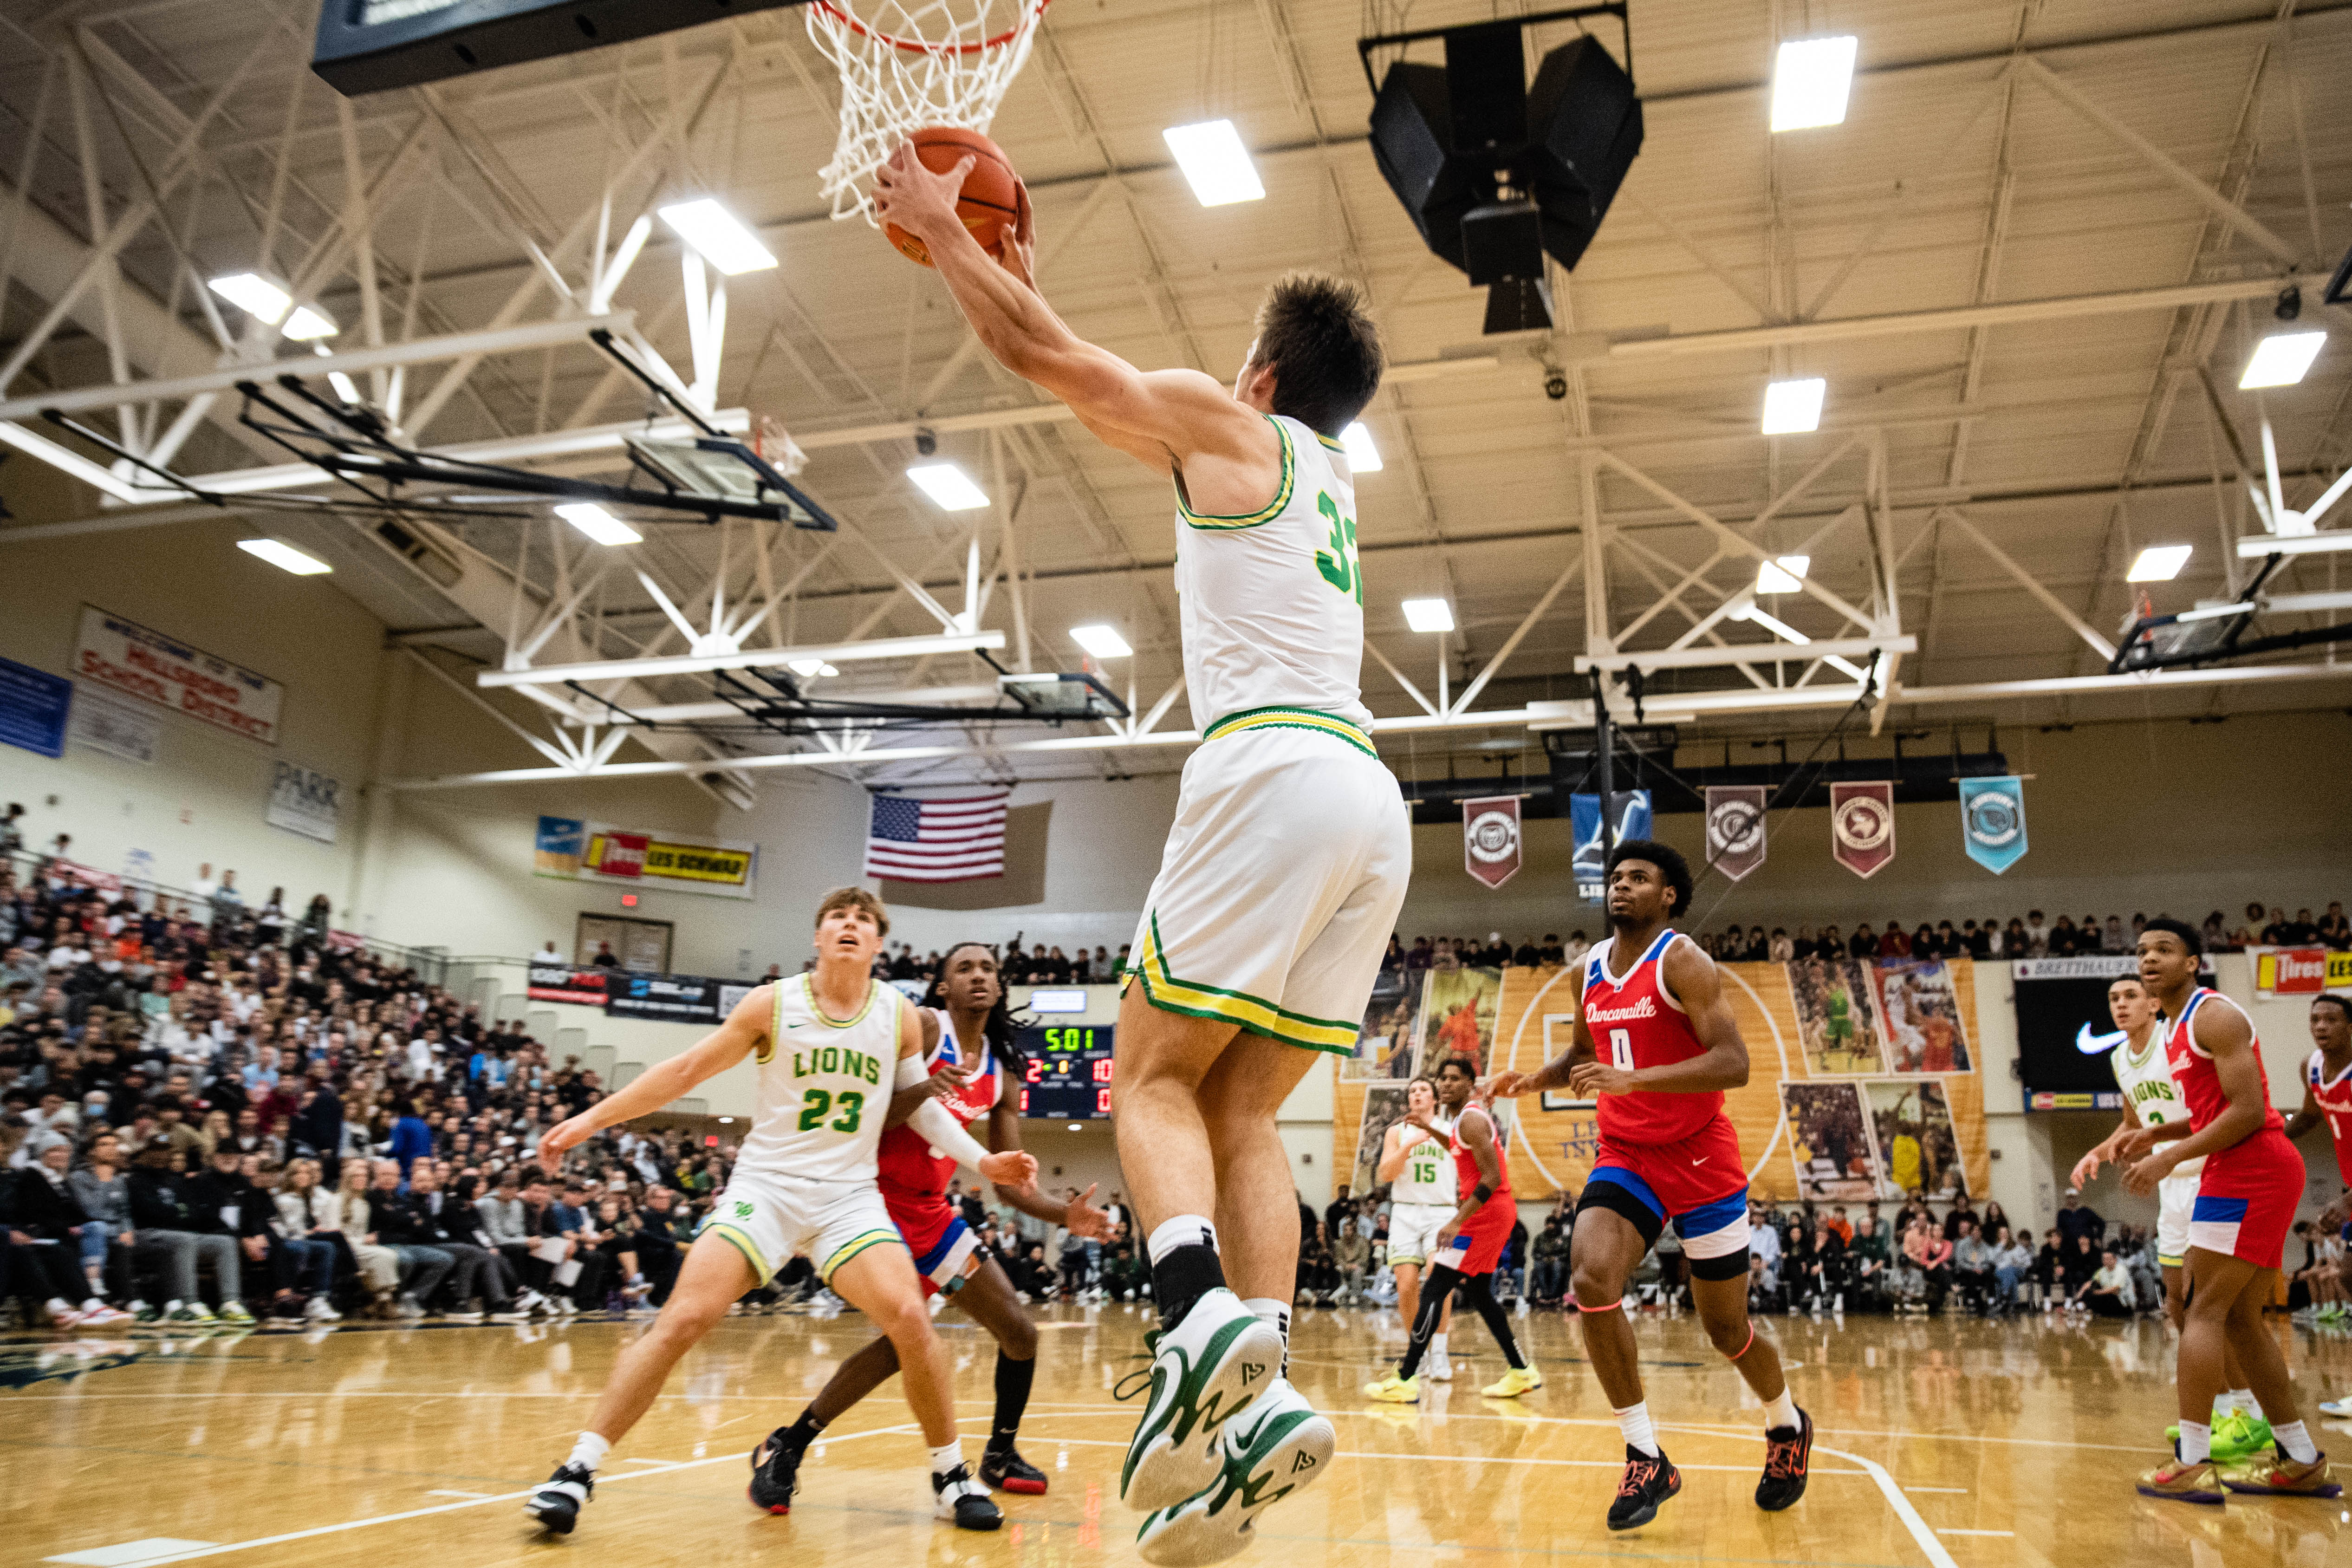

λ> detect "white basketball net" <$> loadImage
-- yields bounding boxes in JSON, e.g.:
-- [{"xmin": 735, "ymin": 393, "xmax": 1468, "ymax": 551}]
[{"xmin": 805, "ymin": 0, "xmax": 1049, "ymax": 224}]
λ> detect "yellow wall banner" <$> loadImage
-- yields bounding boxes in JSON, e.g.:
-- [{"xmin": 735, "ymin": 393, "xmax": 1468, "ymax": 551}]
[{"xmin": 534, "ymin": 815, "xmax": 758, "ymax": 899}]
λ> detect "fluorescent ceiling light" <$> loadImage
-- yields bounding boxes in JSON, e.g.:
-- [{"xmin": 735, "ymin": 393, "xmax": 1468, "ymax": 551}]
[
  {"xmin": 2237, "ymin": 530, "xmax": 2352, "ymax": 558},
  {"xmin": 1340, "ymin": 420, "xmax": 1383, "ymax": 471},
  {"xmin": 1069, "ymin": 624, "xmax": 1132, "ymax": 659},
  {"xmin": 787, "ymin": 658, "xmax": 839, "ymax": 678},
  {"xmin": 1755, "ymin": 553, "xmax": 1810, "ymax": 594},
  {"xmin": 657, "ymin": 198, "xmax": 777, "ymax": 274},
  {"xmin": 236, "ymin": 537, "xmax": 331, "ymax": 575},
  {"xmin": 1402, "ymin": 598, "xmax": 1454, "ymax": 634},
  {"xmin": 2125, "ymin": 544, "xmax": 2193, "ymax": 582},
  {"xmin": 207, "ymin": 272, "xmax": 291, "ymax": 324},
  {"xmin": 907, "ymin": 462, "xmax": 989, "ymax": 511},
  {"xmin": 555, "ymin": 501, "xmax": 642, "ymax": 546},
  {"xmin": 1162, "ymin": 120, "xmax": 1265, "ymax": 207},
  {"xmin": 280, "ymin": 304, "xmax": 338, "ymax": 340},
  {"xmin": 1761, "ymin": 377, "xmax": 1826, "ymax": 434},
  {"xmin": 1770, "ymin": 36, "xmax": 1858, "ymax": 132},
  {"xmin": 326, "ymin": 371, "xmax": 362, "ymax": 404},
  {"xmin": 2238, "ymin": 330, "xmax": 2325, "ymax": 390}
]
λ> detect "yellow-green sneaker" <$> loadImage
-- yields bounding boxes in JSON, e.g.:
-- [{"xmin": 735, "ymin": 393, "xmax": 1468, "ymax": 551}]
[
  {"xmin": 2211, "ymin": 1409, "xmax": 2271, "ymax": 1462},
  {"xmin": 1362, "ymin": 1371, "xmax": 1420, "ymax": 1404}
]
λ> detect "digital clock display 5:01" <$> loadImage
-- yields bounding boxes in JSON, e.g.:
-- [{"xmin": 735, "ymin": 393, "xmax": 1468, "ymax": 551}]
[{"xmin": 1014, "ymin": 1024, "xmax": 1114, "ymax": 1119}]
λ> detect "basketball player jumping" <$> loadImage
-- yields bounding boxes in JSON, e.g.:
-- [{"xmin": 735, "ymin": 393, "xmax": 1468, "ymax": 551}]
[
  {"xmin": 1376, "ymin": 1077, "xmax": 1457, "ymax": 1379},
  {"xmin": 2282, "ymin": 992, "xmax": 2352, "ymax": 1415},
  {"xmin": 1487, "ymin": 840, "xmax": 1811, "ymax": 1531},
  {"xmin": 524, "ymin": 891, "xmax": 1039, "ymax": 1535},
  {"xmin": 2125, "ymin": 920, "xmax": 2336, "ymax": 1502},
  {"xmin": 2070, "ymin": 972, "xmax": 2267, "ymax": 1459},
  {"xmin": 1364, "ymin": 1055, "xmax": 1540, "ymax": 1401},
  {"xmin": 877, "ymin": 150, "xmax": 1406, "ymax": 1566},
  {"xmin": 748, "ymin": 941, "xmax": 1111, "ymax": 1512}
]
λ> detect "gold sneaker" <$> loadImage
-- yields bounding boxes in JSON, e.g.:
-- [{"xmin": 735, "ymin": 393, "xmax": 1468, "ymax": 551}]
[
  {"xmin": 2222, "ymin": 1451, "xmax": 2341, "ymax": 1498},
  {"xmin": 2136, "ymin": 1457, "xmax": 2224, "ymax": 1505}
]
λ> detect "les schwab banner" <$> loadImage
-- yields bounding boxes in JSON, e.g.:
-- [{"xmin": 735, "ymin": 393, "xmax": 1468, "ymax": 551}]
[{"xmin": 534, "ymin": 815, "xmax": 757, "ymax": 900}]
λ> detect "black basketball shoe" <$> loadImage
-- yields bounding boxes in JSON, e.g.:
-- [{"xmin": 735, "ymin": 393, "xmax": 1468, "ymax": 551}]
[
  {"xmin": 934, "ymin": 1462, "xmax": 1005, "ymax": 1529},
  {"xmin": 748, "ymin": 1425, "xmax": 804, "ymax": 1514},
  {"xmin": 980, "ymin": 1441, "xmax": 1049, "ymax": 1495},
  {"xmin": 524, "ymin": 1463, "xmax": 594, "ymax": 1535},
  {"xmin": 1755, "ymin": 1408, "xmax": 1814, "ymax": 1512},
  {"xmin": 1606, "ymin": 1446, "xmax": 1682, "ymax": 1531}
]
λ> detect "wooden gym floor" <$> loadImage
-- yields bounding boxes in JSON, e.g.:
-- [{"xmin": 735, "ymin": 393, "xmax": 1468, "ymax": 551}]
[{"xmin": 6, "ymin": 1303, "xmax": 2349, "ymax": 1568}]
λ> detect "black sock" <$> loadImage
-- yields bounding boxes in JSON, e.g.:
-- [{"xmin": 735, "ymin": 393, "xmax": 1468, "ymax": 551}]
[
  {"xmin": 989, "ymin": 1352, "xmax": 1035, "ymax": 1449},
  {"xmin": 780, "ymin": 1408, "xmax": 826, "ymax": 1454},
  {"xmin": 1150, "ymin": 1243, "xmax": 1226, "ymax": 1329},
  {"xmin": 1397, "ymin": 1267, "xmax": 1459, "ymax": 1378},
  {"xmin": 1460, "ymin": 1273, "xmax": 1527, "ymax": 1370}
]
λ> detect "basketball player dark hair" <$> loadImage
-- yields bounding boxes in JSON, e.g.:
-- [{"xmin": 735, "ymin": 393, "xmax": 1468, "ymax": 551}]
[
  {"xmin": 1247, "ymin": 271, "xmax": 1384, "ymax": 439},
  {"xmin": 920, "ymin": 940, "xmax": 1024, "ymax": 1069},
  {"xmin": 2141, "ymin": 916, "xmax": 2203, "ymax": 956},
  {"xmin": 1436, "ymin": 1054, "xmax": 1478, "ymax": 1080},
  {"xmin": 2311, "ymin": 992, "xmax": 2352, "ymax": 1024},
  {"xmin": 1604, "ymin": 838, "xmax": 1694, "ymax": 918}
]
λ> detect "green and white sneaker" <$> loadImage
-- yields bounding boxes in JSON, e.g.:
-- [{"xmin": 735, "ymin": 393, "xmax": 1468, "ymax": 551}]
[
  {"xmin": 1136, "ymin": 1378, "xmax": 1336, "ymax": 1567},
  {"xmin": 2210, "ymin": 1408, "xmax": 2272, "ymax": 1462},
  {"xmin": 166, "ymin": 1302, "xmax": 218, "ymax": 1325},
  {"xmin": 217, "ymin": 1301, "xmax": 256, "ymax": 1326},
  {"xmin": 1119, "ymin": 1288, "xmax": 1285, "ymax": 1514}
]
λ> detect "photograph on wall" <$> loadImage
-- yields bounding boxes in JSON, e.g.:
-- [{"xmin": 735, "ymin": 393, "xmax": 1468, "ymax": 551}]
[
  {"xmin": 1786, "ymin": 958, "xmax": 1890, "ymax": 1075},
  {"xmin": 1349, "ymin": 1082, "xmax": 1414, "ymax": 1197},
  {"xmin": 1864, "ymin": 1080, "xmax": 1968, "ymax": 1200},
  {"xmin": 1343, "ymin": 968, "xmax": 1426, "ymax": 1082},
  {"xmin": 1871, "ymin": 959, "xmax": 1973, "ymax": 1074},
  {"xmin": 1780, "ymin": 1081, "xmax": 1883, "ymax": 1201},
  {"xmin": 1419, "ymin": 965, "xmax": 1504, "ymax": 1076}
]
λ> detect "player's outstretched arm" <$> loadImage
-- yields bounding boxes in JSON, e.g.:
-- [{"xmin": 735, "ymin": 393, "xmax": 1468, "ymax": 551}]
[
  {"xmin": 874, "ymin": 147, "xmax": 1269, "ymax": 475},
  {"xmin": 540, "ymin": 986, "xmax": 767, "ymax": 1156},
  {"xmin": 1488, "ymin": 1019, "xmax": 1596, "ymax": 1100}
]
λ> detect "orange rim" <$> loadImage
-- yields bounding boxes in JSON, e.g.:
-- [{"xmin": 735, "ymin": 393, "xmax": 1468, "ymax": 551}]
[{"xmin": 811, "ymin": 0, "xmax": 1049, "ymax": 56}]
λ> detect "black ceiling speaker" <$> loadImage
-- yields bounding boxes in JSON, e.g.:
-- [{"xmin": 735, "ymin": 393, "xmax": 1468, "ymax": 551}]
[
  {"xmin": 1520, "ymin": 35, "xmax": 1644, "ymax": 271},
  {"xmin": 1368, "ymin": 63, "xmax": 1483, "ymax": 273}
]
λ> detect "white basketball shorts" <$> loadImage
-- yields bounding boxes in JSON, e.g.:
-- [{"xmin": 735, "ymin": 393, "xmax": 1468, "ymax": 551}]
[
  {"xmin": 698, "ymin": 1167, "xmax": 902, "ymax": 1287},
  {"xmin": 1386, "ymin": 1202, "xmax": 1457, "ymax": 1268},
  {"xmin": 2156, "ymin": 1170, "xmax": 2200, "ymax": 1269},
  {"xmin": 1126, "ymin": 716, "xmax": 1410, "ymax": 1053}
]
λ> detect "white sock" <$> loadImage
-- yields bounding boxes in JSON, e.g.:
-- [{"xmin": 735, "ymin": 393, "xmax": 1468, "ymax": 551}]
[
  {"xmin": 1763, "ymin": 1388, "xmax": 1799, "ymax": 1432},
  {"xmin": 2273, "ymin": 1420, "xmax": 2318, "ymax": 1465},
  {"xmin": 2227, "ymin": 1388, "xmax": 2255, "ymax": 1416},
  {"xmin": 1245, "ymin": 1296, "xmax": 1292, "ymax": 1379},
  {"xmin": 1614, "ymin": 1401, "xmax": 1660, "ymax": 1458},
  {"xmin": 568, "ymin": 1431, "xmax": 611, "ymax": 1474},
  {"xmin": 930, "ymin": 1439, "xmax": 965, "ymax": 1477},
  {"xmin": 1432, "ymin": 1332, "xmax": 1449, "ymax": 1360},
  {"xmin": 2176, "ymin": 1419, "xmax": 2210, "ymax": 1464},
  {"xmin": 1146, "ymin": 1215, "xmax": 1217, "ymax": 1266}
]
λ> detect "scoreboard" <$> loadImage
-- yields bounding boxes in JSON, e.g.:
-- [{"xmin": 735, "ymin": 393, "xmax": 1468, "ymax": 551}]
[{"xmin": 1016, "ymin": 1025, "xmax": 1114, "ymax": 1119}]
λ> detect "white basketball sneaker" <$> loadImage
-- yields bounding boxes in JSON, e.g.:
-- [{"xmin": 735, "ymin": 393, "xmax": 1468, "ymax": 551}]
[
  {"xmin": 1119, "ymin": 1288, "xmax": 1285, "ymax": 1513},
  {"xmin": 1135, "ymin": 1377, "xmax": 1336, "ymax": 1567}
]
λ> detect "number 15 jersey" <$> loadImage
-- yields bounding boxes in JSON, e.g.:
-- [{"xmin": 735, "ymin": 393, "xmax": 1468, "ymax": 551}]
[
  {"xmin": 1580, "ymin": 929, "xmax": 1721, "ymax": 1145},
  {"xmin": 737, "ymin": 973, "xmax": 903, "ymax": 1184}
]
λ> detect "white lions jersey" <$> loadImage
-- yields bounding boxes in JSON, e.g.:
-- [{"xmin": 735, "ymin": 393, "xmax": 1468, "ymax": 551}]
[
  {"xmin": 2111, "ymin": 1025, "xmax": 2203, "ymax": 1180},
  {"xmin": 1173, "ymin": 413, "xmax": 1374, "ymax": 736},
  {"xmin": 1389, "ymin": 1113, "xmax": 1457, "ymax": 1207},
  {"xmin": 737, "ymin": 974, "xmax": 903, "ymax": 1184}
]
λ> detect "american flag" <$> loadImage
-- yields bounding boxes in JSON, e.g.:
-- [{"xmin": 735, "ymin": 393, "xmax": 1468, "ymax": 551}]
[{"xmin": 863, "ymin": 790, "xmax": 1010, "ymax": 882}]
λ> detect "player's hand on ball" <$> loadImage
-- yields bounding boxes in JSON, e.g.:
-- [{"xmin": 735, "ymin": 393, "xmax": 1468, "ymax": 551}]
[
  {"xmin": 978, "ymin": 1149, "xmax": 1038, "ymax": 1187},
  {"xmin": 1063, "ymin": 1181, "xmax": 1112, "ymax": 1240},
  {"xmin": 541, "ymin": 1114, "xmax": 592, "ymax": 1157},
  {"xmin": 1569, "ymin": 1062, "xmax": 1635, "ymax": 1098},
  {"xmin": 873, "ymin": 144, "xmax": 973, "ymax": 242}
]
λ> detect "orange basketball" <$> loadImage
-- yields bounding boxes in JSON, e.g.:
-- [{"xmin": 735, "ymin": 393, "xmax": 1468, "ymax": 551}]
[{"xmin": 886, "ymin": 126, "xmax": 1021, "ymax": 267}]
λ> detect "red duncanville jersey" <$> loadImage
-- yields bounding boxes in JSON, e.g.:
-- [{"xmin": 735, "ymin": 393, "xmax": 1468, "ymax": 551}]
[
  {"xmin": 2162, "ymin": 989, "xmax": 2287, "ymax": 1152},
  {"xmin": 1580, "ymin": 928, "xmax": 1721, "ymax": 1145},
  {"xmin": 2308, "ymin": 1048, "xmax": 2352, "ymax": 1186},
  {"xmin": 1449, "ymin": 1105, "xmax": 1512, "ymax": 1217},
  {"xmin": 875, "ymin": 1008, "xmax": 999, "ymax": 1207}
]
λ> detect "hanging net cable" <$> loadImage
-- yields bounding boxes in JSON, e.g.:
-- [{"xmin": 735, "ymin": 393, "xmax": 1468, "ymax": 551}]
[{"xmin": 804, "ymin": 0, "xmax": 1050, "ymax": 223}]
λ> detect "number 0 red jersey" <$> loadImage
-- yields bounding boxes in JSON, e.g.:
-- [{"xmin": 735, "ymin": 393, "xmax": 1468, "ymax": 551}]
[
  {"xmin": 1580, "ymin": 929, "xmax": 1719, "ymax": 1145},
  {"xmin": 2307, "ymin": 1048, "xmax": 2352, "ymax": 1187},
  {"xmin": 875, "ymin": 1008, "xmax": 999, "ymax": 1208}
]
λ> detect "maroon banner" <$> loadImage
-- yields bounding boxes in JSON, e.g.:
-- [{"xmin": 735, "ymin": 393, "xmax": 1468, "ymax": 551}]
[
  {"xmin": 1704, "ymin": 785, "xmax": 1768, "ymax": 881},
  {"xmin": 1462, "ymin": 795, "xmax": 1523, "ymax": 890},
  {"xmin": 1830, "ymin": 781, "xmax": 1896, "ymax": 878}
]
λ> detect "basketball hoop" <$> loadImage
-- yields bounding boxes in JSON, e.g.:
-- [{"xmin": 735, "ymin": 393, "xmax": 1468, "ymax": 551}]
[{"xmin": 806, "ymin": 0, "xmax": 1049, "ymax": 224}]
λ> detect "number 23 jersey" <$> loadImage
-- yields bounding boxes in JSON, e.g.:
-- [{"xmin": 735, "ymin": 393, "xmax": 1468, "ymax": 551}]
[
  {"xmin": 737, "ymin": 973, "xmax": 903, "ymax": 1184},
  {"xmin": 1580, "ymin": 929, "xmax": 1722, "ymax": 1145}
]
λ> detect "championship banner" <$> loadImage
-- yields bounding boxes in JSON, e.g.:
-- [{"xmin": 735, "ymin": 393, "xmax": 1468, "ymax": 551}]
[
  {"xmin": 1570, "ymin": 789, "xmax": 1652, "ymax": 900},
  {"xmin": 1958, "ymin": 775, "xmax": 2027, "ymax": 874},
  {"xmin": 73, "ymin": 605, "xmax": 282, "ymax": 745},
  {"xmin": 1703, "ymin": 785, "xmax": 1767, "ymax": 880},
  {"xmin": 1462, "ymin": 795, "xmax": 1523, "ymax": 889},
  {"xmin": 527, "ymin": 964, "xmax": 611, "ymax": 1005},
  {"xmin": 1829, "ymin": 781, "xmax": 1896, "ymax": 878},
  {"xmin": 533, "ymin": 815, "xmax": 757, "ymax": 900}
]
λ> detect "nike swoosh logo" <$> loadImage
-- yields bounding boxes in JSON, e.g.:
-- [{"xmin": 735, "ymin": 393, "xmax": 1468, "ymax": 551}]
[{"xmin": 1691, "ymin": 1157, "xmax": 1709, "ymax": 1165}]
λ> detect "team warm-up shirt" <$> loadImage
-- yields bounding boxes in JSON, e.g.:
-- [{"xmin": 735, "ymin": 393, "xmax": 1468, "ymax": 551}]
[
  {"xmin": 875, "ymin": 1006, "xmax": 1001, "ymax": 1207},
  {"xmin": 737, "ymin": 974, "xmax": 901, "ymax": 1184},
  {"xmin": 1581, "ymin": 929, "xmax": 1719, "ymax": 1145}
]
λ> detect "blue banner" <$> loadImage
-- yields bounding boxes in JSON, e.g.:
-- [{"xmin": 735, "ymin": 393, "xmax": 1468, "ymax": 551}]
[
  {"xmin": 0, "ymin": 656, "xmax": 72, "ymax": 758},
  {"xmin": 1570, "ymin": 789, "xmax": 1654, "ymax": 901},
  {"xmin": 1959, "ymin": 775, "xmax": 2028, "ymax": 874}
]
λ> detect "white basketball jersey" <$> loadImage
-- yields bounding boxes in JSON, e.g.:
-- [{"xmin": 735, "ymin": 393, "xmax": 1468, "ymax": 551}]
[
  {"xmin": 2111, "ymin": 1024, "xmax": 2203, "ymax": 1180},
  {"xmin": 1389, "ymin": 1113, "xmax": 1457, "ymax": 1206},
  {"xmin": 1172, "ymin": 413, "xmax": 1374, "ymax": 735},
  {"xmin": 737, "ymin": 974, "xmax": 902, "ymax": 1184}
]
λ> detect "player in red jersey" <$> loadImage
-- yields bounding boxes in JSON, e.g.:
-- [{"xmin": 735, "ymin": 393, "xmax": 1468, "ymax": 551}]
[
  {"xmin": 1488, "ymin": 840, "xmax": 1808, "ymax": 1532},
  {"xmin": 1361, "ymin": 1055, "xmax": 1538, "ymax": 1402},
  {"xmin": 749, "ymin": 943, "xmax": 1110, "ymax": 1513},
  {"xmin": 2283, "ymin": 993, "xmax": 2352, "ymax": 1416},
  {"xmin": 2125, "ymin": 921, "xmax": 2337, "ymax": 1503}
]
